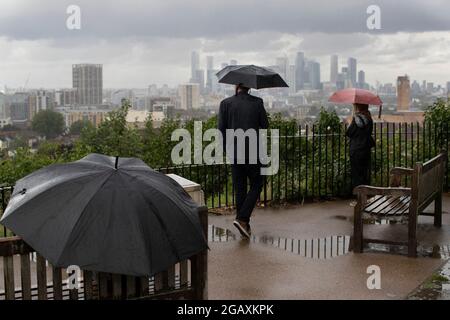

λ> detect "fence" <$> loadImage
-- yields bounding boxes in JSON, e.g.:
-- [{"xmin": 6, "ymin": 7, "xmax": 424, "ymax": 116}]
[
  {"xmin": 0, "ymin": 207, "xmax": 207, "ymax": 300},
  {"xmin": 157, "ymin": 121, "xmax": 450, "ymax": 209},
  {"xmin": 1, "ymin": 121, "xmax": 450, "ymax": 234}
]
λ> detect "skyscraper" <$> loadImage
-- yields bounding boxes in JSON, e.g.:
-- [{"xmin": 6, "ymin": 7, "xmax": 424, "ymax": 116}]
[
  {"xmin": 206, "ymin": 56, "xmax": 213, "ymax": 71},
  {"xmin": 206, "ymin": 56, "xmax": 214, "ymax": 93},
  {"xmin": 191, "ymin": 51, "xmax": 200, "ymax": 81},
  {"xmin": 9, "ymin": 92, "xmax": 30, "ymax": 125},
  {"xmin": 358, "ymin": 70, "xmax": 365, "ymax": 88},
  {"xmin": 397, "ymin": 75, "xmax": 411, "ymax": 111},
  {"xmin": 287, "ymin": 65, "xmax": 297, "ymax": 95},
  {"xmin": 330, "ymin": 55, "xmax": 338, "ymax": 84},
  {"xmin": 308, "ymin": 61, "xmax": 321, "ymax": 90},
  {"xmin": 0, "ymin": 93, "xmax": 9, "ymax": 122},
  {"xmin": 295, "ymin": 52, "xmax": 305, "ymax": 92},
  {"xmin": 347, "ymin": 57, "xmax": 357, "ymax": 87},
  {"xmin": 179, "ymin": 83, "xmax": 200, "ymax": 110},
  {"xmin": 72, "ymin": 64, "xmax": 103, "ymax": 105},
  {"xmin": 189, "ymin": 51, "xmax": 204, "ymax": 92},
  {"xmin": 276, "ymin": 57, "xmax": 289, "ymax": 81}
]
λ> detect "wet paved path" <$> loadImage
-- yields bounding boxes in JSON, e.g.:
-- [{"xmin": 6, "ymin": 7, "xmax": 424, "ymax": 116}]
[{"xmin": 208, "ymin": 195, "xmax": 450, "ymax": 299}]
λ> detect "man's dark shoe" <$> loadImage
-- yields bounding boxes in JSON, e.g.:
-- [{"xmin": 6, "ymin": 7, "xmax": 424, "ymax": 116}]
[{"xmin": 233, "ymin": 220, "xmax": 250, "ymax": 239}]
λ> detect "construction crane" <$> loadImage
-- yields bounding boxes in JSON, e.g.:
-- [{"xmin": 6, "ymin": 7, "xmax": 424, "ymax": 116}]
[{"xmin": 23, "ymin": 73, "xmax": 30, "ymax": 91}]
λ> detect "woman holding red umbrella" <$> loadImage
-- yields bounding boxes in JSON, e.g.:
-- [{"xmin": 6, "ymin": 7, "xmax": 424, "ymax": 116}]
[
  {"xmin": 328, "ymin": 88, "xmax": 381, "ymax": 193},
  {"xmin": 346, "ymin": 103, "xmax": 375, "ymax": 190}
]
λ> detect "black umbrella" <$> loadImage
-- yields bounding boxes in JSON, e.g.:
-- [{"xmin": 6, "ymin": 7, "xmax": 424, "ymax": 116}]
[
  {"xmin": 216, "ymin": 64, "xmax": 289, "ymax": 89},
  {"xmin": 0, "ymin": 153, "xmax": 207, "ymax": 277}
]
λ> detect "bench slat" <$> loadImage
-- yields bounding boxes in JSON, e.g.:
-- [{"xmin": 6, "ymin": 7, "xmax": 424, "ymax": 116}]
[
  {"xmin": 20, "ymin": 254, "xmax": 32, "ymax": 300},
  {"xmin": 364, "ymin": 195, "xmax": 411, "ymax": 216},
  {"xmin": 52, "ymin": 266, "xmax": 63, "ymax": 300},
  {"xmin": 36, "ymin": 254, "xmax": 47, "ymax": 300},
  {"xmin": 3, "ymin": 256, "xmax": 15, "ymax": 300},
  {"xmin": 83, "ymin": 270, "xmax": 94, "ymax": 300}
]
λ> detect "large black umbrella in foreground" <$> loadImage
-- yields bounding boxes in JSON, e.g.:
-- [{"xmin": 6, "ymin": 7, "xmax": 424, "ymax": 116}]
[
  {"xmin": 0, "ymin": 153, "xmax": 207, "ymax": 276},
  {"xmin": 216, "ymin": 64, "xmax": 288, "ymax": 89}
]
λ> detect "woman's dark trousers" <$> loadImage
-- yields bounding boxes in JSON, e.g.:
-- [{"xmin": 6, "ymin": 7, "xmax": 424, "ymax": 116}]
[{"xmin": 350, "ymin": 149, "xmax": 371, "ymax": 190}]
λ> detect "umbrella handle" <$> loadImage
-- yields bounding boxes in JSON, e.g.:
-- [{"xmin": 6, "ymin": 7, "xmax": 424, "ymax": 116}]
[{"xmin": 378, "ymin": 105, "xmax": 382, "ymax": 119}]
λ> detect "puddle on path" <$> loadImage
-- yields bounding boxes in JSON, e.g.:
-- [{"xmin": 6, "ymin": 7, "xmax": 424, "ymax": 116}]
[
  {"xmin": 208, "ymin": 225, "xmax": 351, "ymax": 260},
  {"xmin": 209, "ymin": 224, "xmax": 450, "ymax": 299}
]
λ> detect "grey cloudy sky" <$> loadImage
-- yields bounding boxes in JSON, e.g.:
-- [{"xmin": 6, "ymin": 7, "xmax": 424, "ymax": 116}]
[{"xmin": 1, "ymin": 0, "xmax": 449, "ymax": 88}]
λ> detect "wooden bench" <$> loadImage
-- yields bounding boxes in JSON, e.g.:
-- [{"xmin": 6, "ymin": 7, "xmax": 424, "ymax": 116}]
[
  {"xmin": 0, "ymin": 207, "xmax": 208, "ymax": 300},
  {"xmin": 353, "ymin": 153, "xmax": 446, "ymax": 257}
]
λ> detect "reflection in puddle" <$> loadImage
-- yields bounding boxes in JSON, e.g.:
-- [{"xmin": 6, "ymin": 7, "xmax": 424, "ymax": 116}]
[
  {"xmin": 331, "ymin": 215, "xmax": 400, "ymax": 225},
  {"xmin": 208, "ymin": 225, "xmax": 351, "ymax": 260}
]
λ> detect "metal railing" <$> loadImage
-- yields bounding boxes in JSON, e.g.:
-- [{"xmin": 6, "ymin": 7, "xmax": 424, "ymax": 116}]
[{"xmin": 1, "ymin": 121, "xmax": 449, "ymax": 237}]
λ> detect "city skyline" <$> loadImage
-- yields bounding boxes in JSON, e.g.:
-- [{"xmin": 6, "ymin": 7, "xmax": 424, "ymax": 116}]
[
  {"xmin": 0, "ymin": 0, "xmax": 450, "ymax": 89},
  {"xmin": 1, "ymin": 51, "xmax": 448, "ymax": 92}
]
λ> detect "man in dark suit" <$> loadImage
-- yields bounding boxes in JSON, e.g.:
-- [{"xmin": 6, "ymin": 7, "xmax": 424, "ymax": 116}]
[{"xmin": 218, "ymin": 84, "xmax": 269, "ymax": 238}]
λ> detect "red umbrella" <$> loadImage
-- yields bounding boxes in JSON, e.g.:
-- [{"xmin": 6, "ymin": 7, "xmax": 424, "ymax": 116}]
[{"xmin": 329, "ymin": 88, "xmax": 383, "ymax": 118}]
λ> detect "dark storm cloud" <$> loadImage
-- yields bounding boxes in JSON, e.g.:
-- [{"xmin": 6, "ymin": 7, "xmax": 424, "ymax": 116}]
[{"xmin": 0, "ymin": 0, "xmax": 449, "ymax": 41}]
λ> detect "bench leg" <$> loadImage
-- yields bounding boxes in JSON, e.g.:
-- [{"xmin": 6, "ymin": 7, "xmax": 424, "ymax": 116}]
[
  {"xmin": 408, "ymin": 206, "xmax": 418, "ymax": 258},
  {"xmin": 434, "ymin": 193, "xmax": 442, "ymax": 227},
  {"xmin": 353, "ymin": 197, "xmax": 364, "ymax": 253}
]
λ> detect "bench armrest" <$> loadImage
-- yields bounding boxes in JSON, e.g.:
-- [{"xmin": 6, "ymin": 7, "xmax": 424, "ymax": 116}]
[
  {"xmin": 353, "ymin": 185, "xmax": 411, "ymax": 197},
  {"xmin": 390, "ymin": 167, "xmax": 414, "ymax": 176},
  {"xmin": 389, "ymin": 167, "xmax": 414, "ymax": 187}
]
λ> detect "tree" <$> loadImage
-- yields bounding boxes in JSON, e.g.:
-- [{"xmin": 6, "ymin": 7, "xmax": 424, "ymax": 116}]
[
  {"xmin": 314, "ymin": 107, "xmax": 341, "ymax": 133},
  {"xmin": 79, "ymin": 100, "xmax": 143, "ymax": 158},
  {"xmin": 425, "ymin": 98, "xmax": 450, "ymax": 125},
  {"xmin": 69, "ymin": 119, "xmax": 94, "ymax": 135},
  {"xmin": 31, "ymin": 110, "xmax": 65, "ymax": 138}
]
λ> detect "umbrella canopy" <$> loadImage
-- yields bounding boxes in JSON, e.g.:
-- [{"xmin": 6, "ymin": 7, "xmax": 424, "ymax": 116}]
[
  {"xmin": 216, "ymin": 64, "xmax": 288, "ymax": 89},
  {"xmin": 0, "ymin": 153, "xmax": 207, "ymax": 277},
  {"xmin": 328, "ymin": 88, "xmax": 383, "ymax": 118},
  {"xmin": 328, "ymin": 88, "xmax": 382, "ymax": 105}
]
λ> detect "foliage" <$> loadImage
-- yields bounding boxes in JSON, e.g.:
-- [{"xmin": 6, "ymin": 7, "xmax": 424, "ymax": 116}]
[
  {"xmin": 69, "ymin": 120, "xmax": 94, "ymax": 136},
  {"xmin": 314, "ymin": 107, "xmax": 341, "ymax": 133},
  {"xmin": 79, "ymin": 101, "xmax": 144, "ymax": 158},
  {"xmin": 1, "ymin": 98, "xmax": 450, "ymax": 209},
  {"xmin": 425, "ymin": 98, "xmax": 450, "ymax": 125},
  {"xmin": 31, "ymin": 110, "xmax": 65, "ymax": 138}
]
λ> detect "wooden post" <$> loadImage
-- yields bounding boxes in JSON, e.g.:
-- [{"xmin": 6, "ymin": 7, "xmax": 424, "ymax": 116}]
[
  {"xmin": 434, "ymin": 156, "xmax": 444, "ymax": 227},
  {"xmin": 36, "ymin": 254, "xmax": 47, "ymax": 300},
  {"xmin": 179, "ymin": 260, "xmax": 188, "ymax": 288},
  {"xmin": 20, "ymin": 254, "xmax": 32, "ymax": 300},
  {"xmin": 125, "ymin": 276, "xmax": 137, "ymax": 298},
  {"xmin": 3, "ymin": 256, "xmax": 15, "ymax": 300},
  {"xmin": 408, "ymin": 164, "xmax": 420, "ymax": 258},
  {"xmin": 52, "ymin": 266, "xmax": 63, "ymax": 300},
  {"xmin": 434, "ymin": 192, "xmax": 442, "ymax": 227},
  {"xmin": 353, "ymin": 192, "xmax": 364, "ymax": 253},
  {"xmin": 111, "ymin": 273, "xmax": 122, "ymax": 299},
  {"xmin": 83, "ymin": 270, "xmax": 94, "ymax": 300},
  {"xmin": 98, "ymin": 272, "xmax": 111, "ymax": 300},
  {"xmin": 192, "ymin": 206, "xmax": 208, "ymax": 300}
]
